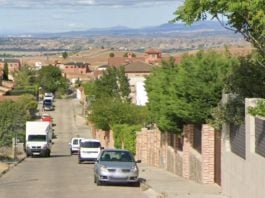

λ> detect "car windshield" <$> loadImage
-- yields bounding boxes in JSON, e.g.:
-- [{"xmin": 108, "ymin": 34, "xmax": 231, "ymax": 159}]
[
  {"xmin": 43, "ymin": 100, "xmax": 52, "ymax": 105},
  {"xmin": 73, "ymin": 139, "xmax": 79, "ymax": 145},
  {"xmin": 81, "ymin": 141, "xmax": 100, "ymax": 148},
  {"xmin": 100, "ymin": 151, "xmax": 133, "ymax": 162},
  {"xmin": 28, "ymin": 135, "xmax": 46, "ymax": 141}
]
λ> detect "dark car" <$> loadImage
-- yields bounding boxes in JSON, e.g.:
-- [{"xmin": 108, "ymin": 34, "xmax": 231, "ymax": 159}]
[
  {"xmin": 43, "ymin": 99, "xmax": 54, "ymax": 111},
  {"xmin": 94, "ymin": 149, "xmax": 141, "ymax": 186}
]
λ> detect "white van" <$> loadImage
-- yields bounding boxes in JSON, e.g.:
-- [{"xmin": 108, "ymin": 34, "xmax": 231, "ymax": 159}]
[
  {"xmin": 78, "ymin": 139, "xmax": 102, "ymax": 163},
  {"xmin": 69, "ymin": 137, "xmax": 83, "ymax": 155},
  {"xmin": 25, "ymin": 121, "xmax": 53, "ymax": 157}
]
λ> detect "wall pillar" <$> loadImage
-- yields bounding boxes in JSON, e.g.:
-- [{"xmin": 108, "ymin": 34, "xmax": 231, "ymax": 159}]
[
  {"xmin": 183, "ymin": 124, "xmax": 194, "ymax": 179},
  {"xmin": 201, "ymin": 125, "xmax": 215, "ymax": 184}
]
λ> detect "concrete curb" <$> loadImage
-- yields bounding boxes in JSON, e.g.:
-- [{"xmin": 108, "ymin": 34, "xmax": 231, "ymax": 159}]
[
  {"xmin": 0, "ymin": 155, "xmax": 26, "ymax": 178},
  {"xmin": 140, "ymin": 179, "xmax": 165, "ymax": 198}
]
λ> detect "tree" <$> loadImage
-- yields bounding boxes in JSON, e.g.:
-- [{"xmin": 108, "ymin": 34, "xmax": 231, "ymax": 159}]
[
  {"xmin": 85, "ymin": 66, "xmax": 146, "ymax": 132},
  {"xmin": 38, "ymin": 65, "xmax": 67, "ymax": 93},
  {"xmin": 62, "ymin": 51, "xmax": 68, "ymax": 59},
  {"xmin": 89, "ymin": 67, "xmax": 130, "ymax": 101},
  {"xmin": 3, "ymin": 62, "xmax": 8, "ymax": 80},
  {"xmin": 225, "ymin": 55, "xmax": 265, "ymax": 98},
  {"xmin": 89, "ymin": 98, "xmax": 145, "ymax": 131},
  {"xmin": 14, "ymin": 65, "xmax": 36, "ymax": 87},
  {"xmin": 145, "ymin": 51, "xmax": 236, "ymax": 133},
  {"xmin": 109, "ymin": 52, "xmax": 115, "ymax": 58},
  {"xmin": 0, "ymin": 95, "xmax": 37, "ymax": 146},
  {"xmin": 172, "ymin": 0, "xmax": 265, "ymax": 57}
]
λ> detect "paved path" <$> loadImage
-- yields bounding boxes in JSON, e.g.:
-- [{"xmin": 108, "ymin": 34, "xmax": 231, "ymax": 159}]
[{"xmin": 139, "ymin": 164, "xmax": 229, "ymax": 198}]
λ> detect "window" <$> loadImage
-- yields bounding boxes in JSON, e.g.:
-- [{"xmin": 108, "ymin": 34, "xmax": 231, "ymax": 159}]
[
  {"xmin": 28, "ymin": 135, "xmax": 46, "ymax": 141},
  {"xmin": 81, "ymin": 141, "xmax": 101, "ymax": 148}
]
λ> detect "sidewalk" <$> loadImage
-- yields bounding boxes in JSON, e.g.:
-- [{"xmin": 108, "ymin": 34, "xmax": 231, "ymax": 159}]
[{"xmin": 139, "ymin": 163, "xmax": 228, "ymax": 198}]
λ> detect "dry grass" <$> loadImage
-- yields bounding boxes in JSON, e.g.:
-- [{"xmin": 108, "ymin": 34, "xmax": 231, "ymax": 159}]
[{"xmin": 19, "ymin": 46, "xmax": 252, "ymax": 70}]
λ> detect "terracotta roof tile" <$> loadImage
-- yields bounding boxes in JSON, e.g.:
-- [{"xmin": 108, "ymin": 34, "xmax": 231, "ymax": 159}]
[{"xmin": 123, "ymin": 61, "xmax": 155, "ymax": 73}]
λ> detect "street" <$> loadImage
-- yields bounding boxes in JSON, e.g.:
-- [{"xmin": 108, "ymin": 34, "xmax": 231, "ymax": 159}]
[{"xmin": 0, "ymin": 98, "xmax": 147, "ymax": 198}]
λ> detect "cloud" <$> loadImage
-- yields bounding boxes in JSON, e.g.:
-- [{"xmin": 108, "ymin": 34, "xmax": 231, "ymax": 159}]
[{"xmin": 0, "ymin": 0, "xmax": 180, "ymax": 8}]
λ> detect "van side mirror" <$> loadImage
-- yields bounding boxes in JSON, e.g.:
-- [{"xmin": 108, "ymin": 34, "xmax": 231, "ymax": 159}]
[
  {"xmin": 136, "ymin": 160, "xmax": 141, "ymax": 163},
  {"xmin": 100, "ymin": 147, "xmax": 104, "ymax": 150}
]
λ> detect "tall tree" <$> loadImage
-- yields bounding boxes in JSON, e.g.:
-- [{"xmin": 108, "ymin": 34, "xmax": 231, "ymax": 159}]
[
  {"xmin": 85, "ymin": 66, "xmax": 146, "ymax": 132},
  {"xmin": 14, "ymin": 65, "xmax": 36, "ymax": 87},
  {"xmin": 172, "ymin": 0, "xmax": 265, "ymax": 57},
  {"xmin": 145, "ymin": 51, "xmax": 236, "ymax": 133},
  {"xmin": 90, "ymin": 67, "xmax": 130, "ymax": 102},
  {"xmin": 3, "ymin": 62, "xmax": 8, "ymax": 80},
  {"xmin": 0, "ymin": 95, "xmax": 37, "ymax": 146},
  {"xmin": 62, "ymin": 51, "xmax": 68, "ymax": 59},
  {"xmin": 38, "ymin": 65, "xmax": 67, "ymax": 93}
]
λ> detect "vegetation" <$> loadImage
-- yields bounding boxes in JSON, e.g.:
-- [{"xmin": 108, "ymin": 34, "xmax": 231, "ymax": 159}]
[
  {"xmin": 62, "ymin": 51, "xmax": 68, "ymax": 59},
  {"xmin": 145, "ymin": 52, "xmax": 236, "ymax": 133},
  {"xmin": 14, "ymin": 65, "xmax": 36, "ymax": 87},
  {"xmin": 3, "ymin": 62, "xmax": 8, "ymax": 80},
  {"xmin": 123, "ymin": 52, "xmax": 136, "ymax": 57},
  {"xmin": 172, "ymin": 0, "xmax": 265, "ymax": 58},
  {"xmin": 0, "ymin": 95, "xmax": 37, "ymax": 146},
  {"xmin": 209, "ymin": 54, "xmax": 265, "ymax": 129},
  {"xmin": 112, "ymin": 124, "xmax": 141, "ymax": 154},
  {"xmin": 173, "ymin": 1, "xmax": 265, "ymax": 127},
  {"xmin": 37, "ymin": 65, "xmax": 68, "ymax": 94},
  {"xmin": 109, "ymin": 52, "xmax": 115, "ymax": 58},
  {"xmin": 85, "ymin": 67, "xmax": 130, "ymax": 102},
  {"xmin": 84, "ymin": 67, "xmax": 147, "ymax": 151},
  {"xmin": 249, "ymin": 100, "xmax": 265, "ymax": 117}
]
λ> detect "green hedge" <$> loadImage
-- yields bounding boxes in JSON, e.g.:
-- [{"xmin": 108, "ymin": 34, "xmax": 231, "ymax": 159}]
[{"xmin": 112, "ymin": 124, "xmax": 141, "ymax": 155}]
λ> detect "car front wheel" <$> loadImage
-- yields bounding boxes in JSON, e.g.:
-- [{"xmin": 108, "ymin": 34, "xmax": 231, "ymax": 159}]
[{"xmin": 96, "ymin": 177, "xmax": 101, "ymax": 186}]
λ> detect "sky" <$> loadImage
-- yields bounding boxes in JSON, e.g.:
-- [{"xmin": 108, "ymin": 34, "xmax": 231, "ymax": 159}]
[{"xmin": 0, "ymin": 0, "xmax": 183, "ymax": 34}]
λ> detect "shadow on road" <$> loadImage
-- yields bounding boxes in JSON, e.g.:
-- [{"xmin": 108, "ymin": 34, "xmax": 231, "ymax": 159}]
[{"xmin": 50, "ymin": 154, "xmax": 71, "ymax": 158}]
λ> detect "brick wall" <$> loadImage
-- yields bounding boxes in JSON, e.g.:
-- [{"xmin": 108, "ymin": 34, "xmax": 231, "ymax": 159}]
[
  {"xmin": 93, "ymin": 128, "xmax": 114, "ymax": 149},
  {"xmin": 136, "ymin": 124, "xmax": 216, "ymax": 184},
  {"xmin": 91, "ymin": 122, "xmax": 216, "ymax": 184}
]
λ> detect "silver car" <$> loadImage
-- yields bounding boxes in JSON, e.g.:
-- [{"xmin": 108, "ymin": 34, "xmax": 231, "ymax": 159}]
[{"xmin": 94, "ymin": 149, "xmax": 141, "ymax": 186}]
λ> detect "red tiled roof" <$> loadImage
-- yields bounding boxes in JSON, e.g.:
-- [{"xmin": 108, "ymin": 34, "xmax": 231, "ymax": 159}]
[{"xmin": 123, "ymin": 61, "xmax": 155, "ymax": 73}]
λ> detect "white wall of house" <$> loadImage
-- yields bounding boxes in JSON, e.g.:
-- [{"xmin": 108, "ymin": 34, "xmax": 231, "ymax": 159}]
[
  {"xmin": 136, "ymin": 81, "xmax": 148, "ymax": 106},
  {"xmin": 127, "ymin": 75, "xmax": 148, "ymax": 106},
  {"xmin": 222, "ymin": 98, "xmax": 265, "ymax": 198},
  {"xmin": 76, "ymin": 88, "xmax": 82, "ymax": 100}
]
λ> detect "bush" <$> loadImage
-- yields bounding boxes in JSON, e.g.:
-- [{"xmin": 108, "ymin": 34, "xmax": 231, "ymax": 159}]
[{"xmin": 113, "ymin": 124, "xmax": 141, "ymax": 155}]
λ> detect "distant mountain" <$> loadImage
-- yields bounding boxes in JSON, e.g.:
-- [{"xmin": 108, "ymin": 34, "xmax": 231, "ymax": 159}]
[{"xmin": 6, "ymin": 21, "xmax": 231, "ymax": 38}]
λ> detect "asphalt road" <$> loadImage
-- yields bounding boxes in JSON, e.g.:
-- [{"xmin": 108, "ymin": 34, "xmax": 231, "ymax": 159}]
[{"xmin": 0, "ymin": 98, "xmax": 147, "ymax": 198}]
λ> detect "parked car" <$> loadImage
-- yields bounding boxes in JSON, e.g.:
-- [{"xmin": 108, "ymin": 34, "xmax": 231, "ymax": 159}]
[
  {"xmin": 94, "ymin": 149, "xmax": 141, "ymax": 186},
  {"xmin": 43, "ymin": 99, "xmax": 54, "ymax": 111},
  {"xmin": 44, "ymin": 92, "xmax": 54, "ymax": 101},
  {"xmin": 78, "ymin": 139, "xmax": 102, "ymax": 163},
  {"xmin": 41, "ymin": 114, "xmax": 53, "ymax": 123},
  {"xmin": 69, "ymin": 137, "xmax": 83, "ymax": 155}
]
